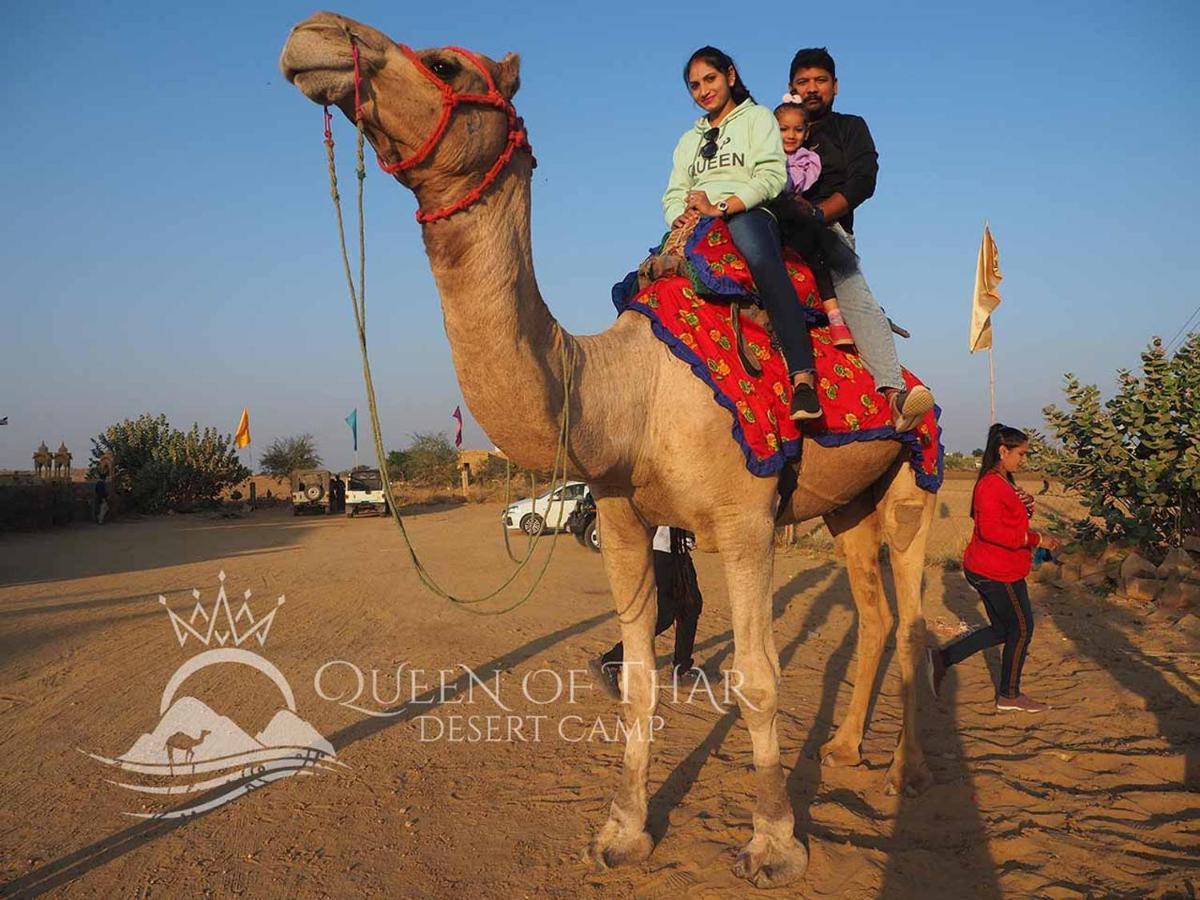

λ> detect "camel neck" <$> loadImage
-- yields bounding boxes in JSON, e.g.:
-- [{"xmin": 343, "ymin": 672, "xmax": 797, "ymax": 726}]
[{"xmin": 412, "ymin": 156, "xmax": 620, "ymax": 475}]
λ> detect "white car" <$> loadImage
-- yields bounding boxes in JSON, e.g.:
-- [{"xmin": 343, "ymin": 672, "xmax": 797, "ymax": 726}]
[
  {"xmin": 503, "ymin": 481, "xmax": 589, "ymax": 535},
  {"xmin": 344, "ymin": 468, "xmax": 388, "ymax": 517}
]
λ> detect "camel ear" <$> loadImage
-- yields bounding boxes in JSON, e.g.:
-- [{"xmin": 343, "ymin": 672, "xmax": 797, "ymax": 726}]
[{"xmin": 497, "ymin": 52, "xmax": 521, "ymax": 99}]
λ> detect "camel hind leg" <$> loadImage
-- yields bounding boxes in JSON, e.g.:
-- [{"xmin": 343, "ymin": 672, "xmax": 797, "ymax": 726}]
[
  {"xmin": 877, "ymin": 461, "xmax": 935, "ymax": 796},
  {"xmin": 821, "ymin": 492, "xmax": 892, "ymax": 768},
  {"xmin": 821, "ymin": 461, "xmax": 935, "ymax": 795}
]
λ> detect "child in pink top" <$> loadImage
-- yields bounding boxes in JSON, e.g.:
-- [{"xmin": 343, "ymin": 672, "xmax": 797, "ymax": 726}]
[{"xmin": 774, "ymin": 99, "xmax": 855, "ymax": 347}]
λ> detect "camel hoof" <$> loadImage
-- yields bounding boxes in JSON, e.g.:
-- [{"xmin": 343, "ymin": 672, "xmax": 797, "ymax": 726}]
[
  {"xmin": 733, "ymin": 833, "xmax": 808, "ymax": 889},
  {"xmin": 587, "ymin": 821, "xmax": 653, "ymax": 870},
  {"xmin": 819, "ymin": 738, "xmax": 862, "ymax": 768},
  {"xmin": 884, "ymin": 755, "xmax": 934, "ymax": 797}
]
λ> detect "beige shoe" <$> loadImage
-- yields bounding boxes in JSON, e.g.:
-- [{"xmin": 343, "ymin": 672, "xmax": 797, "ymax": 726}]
[{"xmin": 890, "ymin": 385, "xmax": 935, "ymax": 432}]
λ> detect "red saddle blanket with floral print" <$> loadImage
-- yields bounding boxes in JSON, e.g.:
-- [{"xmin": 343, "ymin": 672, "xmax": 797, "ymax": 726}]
[{"xmin": 611, "ymin": 217, "xmax": 943, "ymax": 490}]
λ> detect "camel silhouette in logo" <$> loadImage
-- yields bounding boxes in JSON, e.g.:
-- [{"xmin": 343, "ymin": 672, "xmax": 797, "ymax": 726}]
[{"xmin": 165, "ymin": 729, "xmax": 210, "ymax": 776}]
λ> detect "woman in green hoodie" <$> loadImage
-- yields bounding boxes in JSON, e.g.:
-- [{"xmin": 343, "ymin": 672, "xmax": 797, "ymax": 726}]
[{"xmin": 663, "ymin": 46, "xmax": 821, "ymax": 420}]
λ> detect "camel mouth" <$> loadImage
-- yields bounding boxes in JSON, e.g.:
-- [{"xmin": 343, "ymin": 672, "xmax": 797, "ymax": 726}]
[
  {"xmin": 284, "ymin": 64, "xmax": 356, "ymax": 106},
  {"xmin": 280, "ymin": 18, "xmax": 364, "ymax": 105}
]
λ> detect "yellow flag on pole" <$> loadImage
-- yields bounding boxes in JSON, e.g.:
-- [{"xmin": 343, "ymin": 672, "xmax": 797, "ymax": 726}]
[
  {"xmin": 234, "ymin": 408, "xmax": 251, "ymax": 449},
  {"xmin": 968, "ymin": 225, "xmax": 1003, "ymax": 353}
]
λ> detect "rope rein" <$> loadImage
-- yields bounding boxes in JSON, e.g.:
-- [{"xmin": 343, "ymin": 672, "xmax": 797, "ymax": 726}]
[{"xmin": 320, "ymin": 33, "xmax": 572, "ymax": 615}]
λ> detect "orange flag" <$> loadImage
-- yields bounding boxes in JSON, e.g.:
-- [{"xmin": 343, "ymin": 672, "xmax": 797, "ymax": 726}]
[{"xmin": 234, "ymin": 408, "xmax": 251, "ymax": 449}]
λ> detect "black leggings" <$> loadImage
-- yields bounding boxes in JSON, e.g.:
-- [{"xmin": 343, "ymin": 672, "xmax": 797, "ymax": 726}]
[
  {"xmin": 601, "ymin": 549, "xmax": 703, "ymax": 672},
  {"xmin": 939, "ymin": 571, "xmax": 1034, "ymax": 699}
]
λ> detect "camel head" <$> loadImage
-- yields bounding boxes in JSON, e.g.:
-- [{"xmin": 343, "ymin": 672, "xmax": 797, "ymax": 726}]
[{"xmin": 280, "ymin": 12, "xmax": 524, "ymax": 213}]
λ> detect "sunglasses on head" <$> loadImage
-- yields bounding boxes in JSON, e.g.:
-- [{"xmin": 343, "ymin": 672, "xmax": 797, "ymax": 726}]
[{"xmin": 700, "ymin": 127, "xmax": 720, "ymax": 159}]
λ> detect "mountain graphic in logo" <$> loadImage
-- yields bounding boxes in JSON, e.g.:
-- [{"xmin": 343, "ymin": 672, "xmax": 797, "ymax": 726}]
[{"xmin": 117, "ymin": 697, "xmax": 334, "ymax": 768}]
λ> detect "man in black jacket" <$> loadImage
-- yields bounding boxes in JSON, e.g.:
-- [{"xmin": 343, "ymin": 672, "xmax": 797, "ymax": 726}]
[{"xmin": 786, "ymin": 47, "xmax": 933, "ymax": 432}]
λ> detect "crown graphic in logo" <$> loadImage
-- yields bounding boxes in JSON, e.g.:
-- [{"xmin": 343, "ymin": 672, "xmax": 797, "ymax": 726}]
[{"xmin": 160, "ymin": 571, "xmax": 285, "ymax": 648}]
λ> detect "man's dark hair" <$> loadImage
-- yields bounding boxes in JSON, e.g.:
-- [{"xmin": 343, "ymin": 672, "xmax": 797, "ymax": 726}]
[{"xmin": 789, "ymin": 47, "xmax": 836, "ymax": 82}]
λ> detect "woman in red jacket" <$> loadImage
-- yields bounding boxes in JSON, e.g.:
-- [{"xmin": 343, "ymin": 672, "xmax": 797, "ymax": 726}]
[{"xmin": 927, "ymin": 424, "xmax": 1060, "ymax": 712}]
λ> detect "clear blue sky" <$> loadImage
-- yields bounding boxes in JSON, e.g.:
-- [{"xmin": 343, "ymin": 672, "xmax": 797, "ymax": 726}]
[{"xmin": 2, "ymin": 0, "xmax": 1197, "ymax": 471}]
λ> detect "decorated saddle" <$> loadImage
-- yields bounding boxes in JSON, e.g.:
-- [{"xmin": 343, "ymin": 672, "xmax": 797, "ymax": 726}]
[{"xmin": 613, "ymin": 217, "xmax": 943, "ymax": 492}]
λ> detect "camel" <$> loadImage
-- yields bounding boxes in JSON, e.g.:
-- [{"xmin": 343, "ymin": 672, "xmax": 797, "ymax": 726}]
[
  {"xmin": 281, "ymin": 14, "xmax": 936, "ymax": 888},
  {"xmin": 165, "ymin": 729, "xmax": 210, "ymax": 775}
]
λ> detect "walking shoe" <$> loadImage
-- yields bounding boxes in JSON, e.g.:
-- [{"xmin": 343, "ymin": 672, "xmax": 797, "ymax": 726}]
[
  {"xmin": 588, "ymin": 657, "xmax": 622, "ymax": 701},
  {"xmin": 889, "ymin": 385, "xmax": 935, "ymax": 432},
  {"xmin": 925, "ymin": 647, "xmax": 947, "ymax": 699},
  {"xmin": 790, "ymin": 381, "xmax": 823, "ymax": 421},
  {"xmin": 995, "ymin": 693, "xmax": 1050, "ymax": 713}
]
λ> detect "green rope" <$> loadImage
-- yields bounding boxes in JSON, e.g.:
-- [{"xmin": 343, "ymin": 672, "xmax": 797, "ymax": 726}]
[{"xmin": 323, "ymin": 115, "xmax": 576, "ymax": 615}]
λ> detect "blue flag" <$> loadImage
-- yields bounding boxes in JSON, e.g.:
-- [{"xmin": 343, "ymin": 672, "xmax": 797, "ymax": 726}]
[{"xmin": 345, "ymin": 409, "xmax": 358, "ymax": 452}]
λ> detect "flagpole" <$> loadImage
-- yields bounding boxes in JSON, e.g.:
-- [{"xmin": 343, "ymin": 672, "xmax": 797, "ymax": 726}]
[{"xmin": 988, "ymin": 347, "xmax": 996, "ymax": 425}]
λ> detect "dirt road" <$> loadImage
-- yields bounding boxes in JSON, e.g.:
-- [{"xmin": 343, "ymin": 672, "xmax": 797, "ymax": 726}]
[{"xmin": 1, "ymin": 480, "xmax": 1196, "ymax": 897}]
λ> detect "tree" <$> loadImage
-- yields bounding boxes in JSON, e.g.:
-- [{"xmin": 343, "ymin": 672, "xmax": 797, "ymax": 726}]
[
  {"xmin": 971, "ymin": 448, "xmax": 984, "ymax": 458},
  {"xmin": 1040, "ymin": 334, "xmax": 1199, "ymax": 555},
  {"xmin": 259, "ymin": 434, "xmax": 322, "ymax": 478},
  {"xmin": 943, "ymin": 451, "xmax": 975, "ymax": 471},
  {"xmin": 385, "ymin": 449, "xmax": 409, "ymax": 481},
  {"xmin": 401, "ymin": 432, "xmax": 458, "ymax": 486},
  {"xmin": 88, "ymin": 414, "xmax": 249, "ymax": 513},
  {"xmin": 88, "ymin": 413, "xmax": 172, "ymax": 491}
]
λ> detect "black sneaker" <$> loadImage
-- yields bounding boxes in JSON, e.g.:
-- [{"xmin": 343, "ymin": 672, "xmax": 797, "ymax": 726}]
[
  {"xmin": 588, "ymin": 657, "xmax": 622, "ymax": 700},
  {"xmin": 790, "ymin": 382, "xmax": 822, "ymax": 421}
]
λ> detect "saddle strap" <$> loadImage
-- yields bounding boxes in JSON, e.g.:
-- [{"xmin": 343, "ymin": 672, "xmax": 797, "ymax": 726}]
[{"xmin": 731, "ymin": 301, "xmax": 763, "ymax": 378}]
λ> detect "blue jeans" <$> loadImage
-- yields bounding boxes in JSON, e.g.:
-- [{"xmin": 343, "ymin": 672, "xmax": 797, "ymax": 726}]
[
  {"xmin": 828, "ymin": 224, "xmax": 905, "ymax": 392},
  {"xmin": 726, "ymin": 209, "xmax": 814, "ymax": 375}
]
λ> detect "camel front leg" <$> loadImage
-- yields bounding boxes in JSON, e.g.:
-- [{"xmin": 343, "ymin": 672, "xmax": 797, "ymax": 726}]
[
  {"xmin": 821, "ymin": 495, "xmax": 892, "ymax": 768},
  {"xmin": 720, "ymin": 515, "xmax": 808, "ymax": 889},
  {"xmin": 880, "ymin": 474, "xmax": 936, "ymax": 796},
  {"xmin": 588, "ymin": 499, "xmax": 656, "ymax": 869}
]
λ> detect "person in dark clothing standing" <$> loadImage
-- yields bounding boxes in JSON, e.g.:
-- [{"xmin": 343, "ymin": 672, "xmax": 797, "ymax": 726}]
[
  {"xmin": 780, "ymin": 47, "xmax": 934, "ymax": 432},
  {"xmin": 589, "ymin": 527, "xmax": 704, "ymax": 700},
  {"xmin": 927, "ymin": 424, "xmax": 1061, "ymax": 712}
]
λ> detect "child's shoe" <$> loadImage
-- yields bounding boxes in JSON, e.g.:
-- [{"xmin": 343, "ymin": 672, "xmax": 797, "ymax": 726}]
[{"xmin": 826, "ymin": 308, "xmax": 855, "ymax": 348}]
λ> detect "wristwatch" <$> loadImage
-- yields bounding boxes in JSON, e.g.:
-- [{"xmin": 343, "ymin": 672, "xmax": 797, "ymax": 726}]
[
  {"xmin": 716, "ymin": 199, "xmax": 729, "ymax": 217},
  {"xmin": 809, "ymin": 203, "xmax": 825, "ymax": 224}
]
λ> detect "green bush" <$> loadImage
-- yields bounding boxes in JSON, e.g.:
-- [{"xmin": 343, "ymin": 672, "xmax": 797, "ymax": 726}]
[
  {"xmin": 1039, "ymin": 334, "xmax": 1198, "ymax": 556},
  {"xmin": 88, "ymin": 414, "xmax": 249, "ymax": 513}
]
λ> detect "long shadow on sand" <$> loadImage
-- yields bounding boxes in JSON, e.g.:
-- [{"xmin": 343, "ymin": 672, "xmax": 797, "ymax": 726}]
[
  {"xmin": 0, "ymin": 608, "xmax": 615, "ymax": 898},
  {"xmin": 1035, "ymin": 586, "xmax": 1199, "ymax": 792},
  {"xmin": 876, "ymin": 568, "xmax": 1002, "ymax": 899},
  {"xmin": 0, "ymin": 511, "xmax": 321, "ymax": 589}
]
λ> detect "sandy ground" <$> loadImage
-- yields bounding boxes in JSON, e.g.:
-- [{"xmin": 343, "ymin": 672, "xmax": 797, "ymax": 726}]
[{"xmin": 1, "ymin": 479, "xmax": 1196, "ymax": 898}]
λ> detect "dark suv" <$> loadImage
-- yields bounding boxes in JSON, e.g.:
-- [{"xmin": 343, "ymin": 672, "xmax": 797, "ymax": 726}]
[{"xmin": 564, "ymin": 491, "xmax": 599, "ymax": 552}]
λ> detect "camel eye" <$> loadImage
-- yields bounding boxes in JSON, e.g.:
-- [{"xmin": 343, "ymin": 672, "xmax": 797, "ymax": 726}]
[{"xmin": 428, "ymin": 58, "xmax": 460, "ymax": 81}]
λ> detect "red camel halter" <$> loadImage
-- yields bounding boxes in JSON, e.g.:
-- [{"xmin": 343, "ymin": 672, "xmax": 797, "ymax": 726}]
[{"xmin": 333, "ymin": 39, "xmax": 534, "ymax": 224}]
